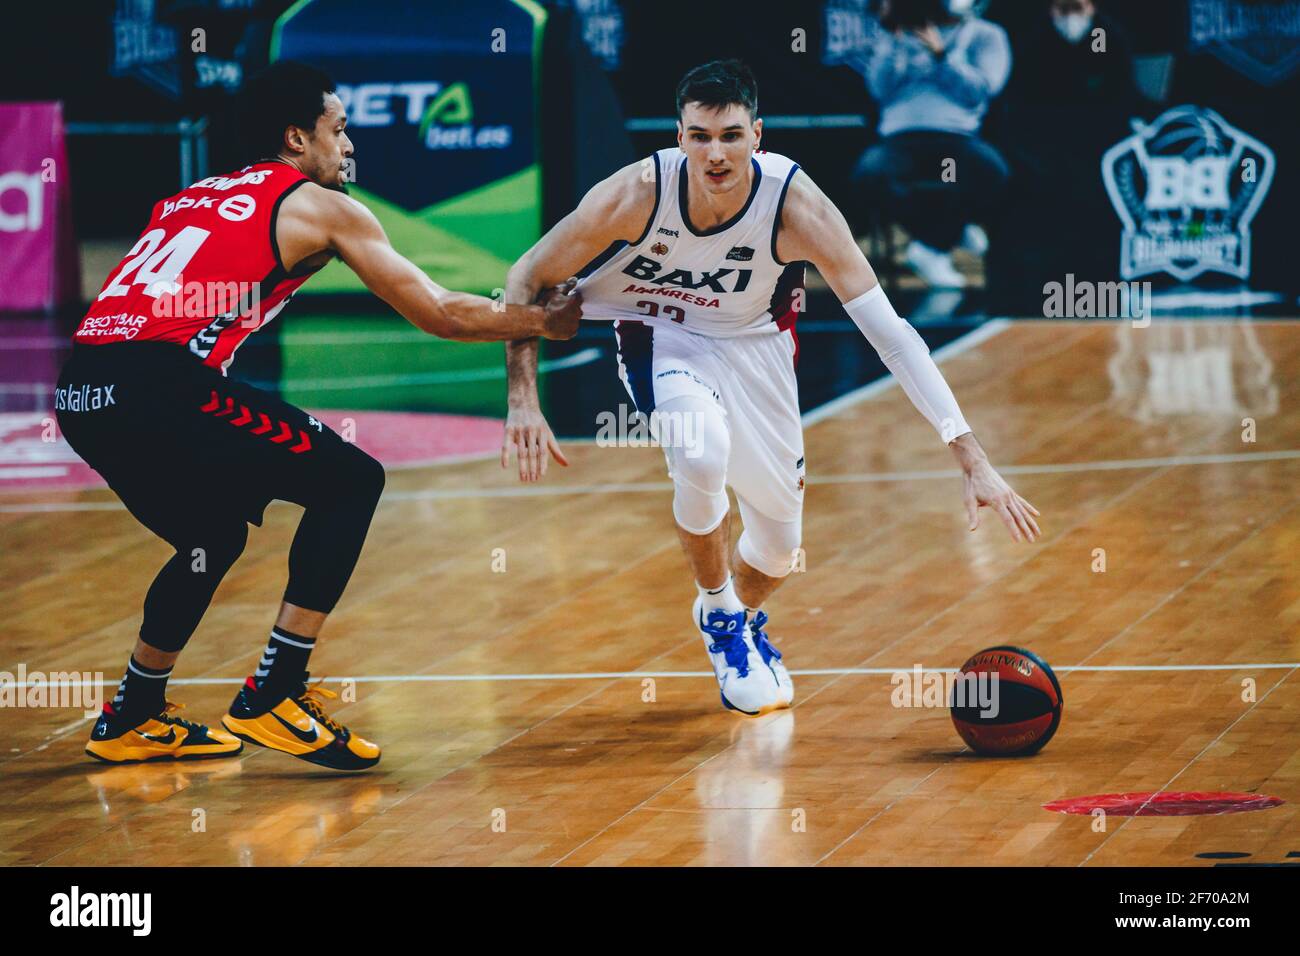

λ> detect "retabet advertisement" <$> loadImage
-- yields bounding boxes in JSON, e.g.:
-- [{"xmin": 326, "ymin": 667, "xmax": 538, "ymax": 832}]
[
  {"xmin": 1101, "ymin": 105, "xmax": 1275, "ymax": 284},
  {"xmin": 271, "ymin": 0, "xmax": 545, "ymax": 294}
]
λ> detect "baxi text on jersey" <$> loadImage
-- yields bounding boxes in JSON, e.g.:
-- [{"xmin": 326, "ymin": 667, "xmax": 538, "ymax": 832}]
[
  {"xmin": 621, "ymin": 254, "xmax": 753, "ymax": 293},
  {"xmin": 55, "ymin": 383, "xmax": 117, "ymax": 412}
]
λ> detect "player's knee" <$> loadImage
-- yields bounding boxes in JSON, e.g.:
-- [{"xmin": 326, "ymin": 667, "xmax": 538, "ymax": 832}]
[
  {"xmin": 353, "ymin": 448, "xmax": 387, "ymax": 506},
  {"xmin": 187, "ymin": 521, "xmax": 249, "ymax": 574},
  {"xmin": 333, "ymin": 445, "xmax": 386, "ymax": 510},
  {"xmin": 738, "ymin": 515, "xmax": 802, "ymax": 579},
  {"xmin": 663, "ymin": 406, "xmax": 729, "ymax": 534},
  {"xmin": 662, "ymin": 403, "xmax": 729, "ymax": 495}
]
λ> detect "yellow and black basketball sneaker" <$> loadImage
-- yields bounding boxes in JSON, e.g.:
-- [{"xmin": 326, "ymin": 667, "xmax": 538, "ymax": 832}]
[
  {"xmin": 221, "ymin": 673, "xmax": 380, "ymax": 771},
  {"xmin": 85, "ymin": 701, "xmax": 244, "ymax": 763}
]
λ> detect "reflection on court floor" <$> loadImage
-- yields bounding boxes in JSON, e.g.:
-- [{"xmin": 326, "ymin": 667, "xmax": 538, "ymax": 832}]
[{"xmin": 2, "ymin": 318, "xmax": 1298, "ymax": 866}]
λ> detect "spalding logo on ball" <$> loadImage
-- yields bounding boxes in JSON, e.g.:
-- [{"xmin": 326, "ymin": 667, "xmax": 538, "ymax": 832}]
[{"xmin": 950, "ymin": 646, "xmax": 1062, "ymax": 756}]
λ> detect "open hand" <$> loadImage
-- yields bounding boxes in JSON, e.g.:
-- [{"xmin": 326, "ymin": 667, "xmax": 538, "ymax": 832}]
[
  {"xmin": 962, "ymin": 458, "xmax": 1040, "ymax": 543},
  {"xmin": 502, "ymin": 403, "xmax": 568, "ymax": 482}
]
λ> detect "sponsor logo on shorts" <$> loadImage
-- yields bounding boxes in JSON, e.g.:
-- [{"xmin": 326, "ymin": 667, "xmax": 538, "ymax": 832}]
[
  {"xmin": 654, "ymin": 368, "xmax": 720, "ymax": 401},
  {"xmin": 54, "ymin": 383, "xmax": 116, "ymax": 412}
]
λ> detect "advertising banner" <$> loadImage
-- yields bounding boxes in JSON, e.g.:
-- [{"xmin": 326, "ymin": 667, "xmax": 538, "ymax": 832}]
[
  {"xmin": 0, "ymin": 102, "xmax": 80, "ymax": 312},
  {"xmin": 271, "ymin": 0, "xmax": 546, "ymax": 295}
]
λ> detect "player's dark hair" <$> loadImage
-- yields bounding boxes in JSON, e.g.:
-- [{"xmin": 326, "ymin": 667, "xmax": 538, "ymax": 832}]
[
  {"xmin": 675, "ymin": 59, "xmax": 758, "ymax": 121},
  {"xmin": 237, "ymin": 60, "xmax": 337, "ymax": 161}
]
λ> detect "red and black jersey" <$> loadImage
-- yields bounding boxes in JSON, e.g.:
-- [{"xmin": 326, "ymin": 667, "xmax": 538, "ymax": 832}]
[{"xmin": 75, "ymin": 161, "xmax": 320, "ymax": 372}]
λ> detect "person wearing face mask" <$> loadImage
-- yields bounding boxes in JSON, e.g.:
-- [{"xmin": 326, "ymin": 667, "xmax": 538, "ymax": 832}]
[
  {"xmin": 986, "ymin": 0, "xmax": 1140, "ymax": 308},
  {"xmin": 1051, "ymin": 0, "xmax": 1095, "ymax": 44},
  {"xmin": 1018, "ymin": 0, "xmax": 1136, "ymax": 103},
  {"xmin": 851, "ymin": 0, "xmax": 1012, "ymax": 288}
]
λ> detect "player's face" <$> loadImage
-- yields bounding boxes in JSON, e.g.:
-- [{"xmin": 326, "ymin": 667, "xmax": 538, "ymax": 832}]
[
  {"xmin": 677, "ymin": 103, "xmax": 761, "ymax": 196},
  {"xmin": 299, "ymin": 93, "xmax": 354, "ymax": 190}
]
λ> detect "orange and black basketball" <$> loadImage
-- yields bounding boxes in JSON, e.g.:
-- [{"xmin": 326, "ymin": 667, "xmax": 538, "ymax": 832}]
[{"xmin": 950, "ymin": 646, "xmax": 1063, "ymax": 756}]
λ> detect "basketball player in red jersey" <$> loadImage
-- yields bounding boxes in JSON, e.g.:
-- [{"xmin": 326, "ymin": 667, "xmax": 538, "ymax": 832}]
[
  {"xmin": 60, "ymin": 61, "xmax": 581, "ymax": 769},
  {"xmin": 502, "ymin": 60, "xmax": 1037, "ymax": 717}
]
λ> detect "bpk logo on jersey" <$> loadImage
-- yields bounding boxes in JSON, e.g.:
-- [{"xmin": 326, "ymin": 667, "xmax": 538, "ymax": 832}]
[{"xmin": 1101, "ymin": 105, "xmax": 1275, "ymax": 282}]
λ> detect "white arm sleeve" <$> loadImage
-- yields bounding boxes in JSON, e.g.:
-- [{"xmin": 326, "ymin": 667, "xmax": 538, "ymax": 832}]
[{"xmin": 842, "ymin": 285, "xmax": 972, "ymax": 443}]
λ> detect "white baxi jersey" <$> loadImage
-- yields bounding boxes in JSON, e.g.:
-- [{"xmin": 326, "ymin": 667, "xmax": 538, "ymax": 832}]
[{"xmin": 576, "ymin": 147, "xmax": 805, "ymax": 338}]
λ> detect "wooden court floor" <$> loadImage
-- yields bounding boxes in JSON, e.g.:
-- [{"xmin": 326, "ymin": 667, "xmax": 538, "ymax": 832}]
[{"xmin": 1, "ymin": 319, "xmax": 1297, "ymax": 866}]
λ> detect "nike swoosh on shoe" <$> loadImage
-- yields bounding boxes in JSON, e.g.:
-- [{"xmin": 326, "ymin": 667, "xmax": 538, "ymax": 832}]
[
  {"xmin": 138, "ymin": 728, "xmax": 177, "ymax": 745},
  {"xmin": 272, "ymin": 711, "xmax": 320, "ymax": 744}
]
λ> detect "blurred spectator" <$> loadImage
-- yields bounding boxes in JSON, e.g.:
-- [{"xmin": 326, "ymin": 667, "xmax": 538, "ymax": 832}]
[
  {"xmin": 851, "ymin": 0, "xmax": 1011, "ymax": 288},
  {"xmin": 1004, "ymin": 0, "xmax": 1136, "ymax": 117},
  {"xmin": 988, "ymin": 0, "xmax": 1140, "ymax": 303}
]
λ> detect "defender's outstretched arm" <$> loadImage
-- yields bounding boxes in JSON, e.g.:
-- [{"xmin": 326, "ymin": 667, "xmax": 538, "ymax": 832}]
[
  {"xmin": 502, "ymin": 161, "xmax": 658, "ymax": 481},
  {"xmin": 277, "ymin": 183, "xmax": 582, "ymax": 342},
  {"xmin": 776, "ymin": 171, "xmax": 1040, "ymax": 542}
]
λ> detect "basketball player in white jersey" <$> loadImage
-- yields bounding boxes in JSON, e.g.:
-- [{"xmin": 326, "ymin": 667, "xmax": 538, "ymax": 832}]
[{"xmin": 503, "ymin": 60, "xmax": 1039, "ymax": 716}]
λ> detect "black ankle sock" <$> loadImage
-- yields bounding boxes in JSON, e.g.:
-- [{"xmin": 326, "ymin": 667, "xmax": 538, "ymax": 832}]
[
  {"xmin": 106, "ymin": 655, "xmax": 172, "ymax": 725},
  {"xmin": 254, "ymin": 627, "xmax": 317, "ymax": 695}
]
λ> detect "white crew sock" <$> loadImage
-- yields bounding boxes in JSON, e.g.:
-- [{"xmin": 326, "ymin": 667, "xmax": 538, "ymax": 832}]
[{"xmin": 698, "ymin": 575, "xmax": 745, "ymax": 616}]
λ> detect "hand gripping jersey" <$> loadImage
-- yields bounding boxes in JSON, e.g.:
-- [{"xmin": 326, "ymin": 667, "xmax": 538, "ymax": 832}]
[
  {"xmin": 74, "ymin": 161, "xmax": 319, "ymax": 372},
  {"xmin": 576, "ymin": 148, "xmax": 805, "ymax": 338}
]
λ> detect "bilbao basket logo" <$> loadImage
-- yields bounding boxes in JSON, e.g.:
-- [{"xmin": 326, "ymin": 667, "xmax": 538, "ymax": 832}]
[{"xmin": 1101, "ymin": 106, "xmax": 1274, "ymax": 282}]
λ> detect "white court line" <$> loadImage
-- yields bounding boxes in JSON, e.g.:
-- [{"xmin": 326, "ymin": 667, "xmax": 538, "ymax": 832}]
[
  {"xmin": 6, "ymin": 662, "xmax": 1296, "ymax": 689},
  {"xmin": 0, "ymin": 467, "xmax": 68, "ymax": 480},
  {"xmin": 9, "ymin": 448, "xmax": 1300, "ymax": 513},
  {"xmin": 0, "ymin": 348, "xmax": 603, "ymax": 394},
  {"xmin": 260, "ymin": 347, "xmax": 602, "ymax": 391}
]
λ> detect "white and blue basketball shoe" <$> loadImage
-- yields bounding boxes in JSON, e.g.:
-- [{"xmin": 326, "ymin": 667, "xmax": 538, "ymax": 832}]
[
  {"xmin": 693, "ymin": 598, "xmax": 785, "ymax": 716},
  {"xmin": 748, "ymin": 610, "xmax": 795, "ymax": 707}
]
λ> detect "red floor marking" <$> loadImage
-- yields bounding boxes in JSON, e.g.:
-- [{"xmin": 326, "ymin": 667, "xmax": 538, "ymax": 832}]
[
  {"xmin": 1044, "ymin": 792, "xmax": 1285, "ymax": 816},
  {"xmin": 0, "ymin": 409, "xmax": 503, "ymax": 492}
]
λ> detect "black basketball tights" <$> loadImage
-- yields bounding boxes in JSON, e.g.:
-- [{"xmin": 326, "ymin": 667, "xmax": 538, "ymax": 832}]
[{"xmin": 139, "ymin": 447, "xmax": 385, "ymax": 653}]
